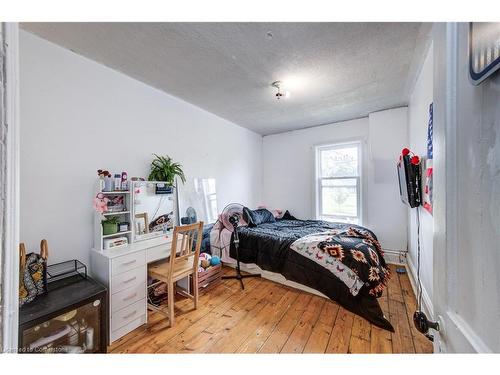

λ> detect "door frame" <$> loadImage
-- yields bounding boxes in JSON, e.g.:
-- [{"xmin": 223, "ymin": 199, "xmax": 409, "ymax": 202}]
[
  {"xmin": 432, "ymin": 22, "xmax": 492, "ymax": 353},
  {"xmin": 1, "ymin": 22, "xmax": 20, "ymax": 353}
]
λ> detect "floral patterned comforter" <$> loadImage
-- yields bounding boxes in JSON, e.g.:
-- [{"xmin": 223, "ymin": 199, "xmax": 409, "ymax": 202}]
[{"xmin": 290, "ymin": 226, "xmax": 390, "ymax": 297}]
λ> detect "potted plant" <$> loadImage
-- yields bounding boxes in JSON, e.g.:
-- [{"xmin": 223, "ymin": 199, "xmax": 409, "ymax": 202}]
[
  {"xmin": 148, "ymin": 154, "xmax": 186, "ymax": 186},
  {"xmin": 102, "ymin": 216, "xmax": 121, "ymax": 235}
]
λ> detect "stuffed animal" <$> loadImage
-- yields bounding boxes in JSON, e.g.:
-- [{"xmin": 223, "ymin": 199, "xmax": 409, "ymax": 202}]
[
  {"xmin": 199, "ymin": 253, "xmax": 212, "ymax": 262},
  {"xmin": 200, "ymin": 259, "xmax": 211, "ymax": 269},
  {"xmin": 210, "ymin": 256, "xmax": 221, "ymax": 266},
  {"xmin": 93, "ymin": 193, "xmax": 109, "ymax": 214}
]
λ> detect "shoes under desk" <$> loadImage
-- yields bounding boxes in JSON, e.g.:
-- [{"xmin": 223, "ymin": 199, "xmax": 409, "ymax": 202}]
[{"xmin": 90, "ymin": 234, "xmax": 185, "ymax": 344}]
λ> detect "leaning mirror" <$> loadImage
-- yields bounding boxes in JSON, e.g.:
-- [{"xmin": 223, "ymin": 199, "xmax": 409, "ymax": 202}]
[{"xmin": 132, "ymin": 181, "xmax": 178, "ymax": 241}]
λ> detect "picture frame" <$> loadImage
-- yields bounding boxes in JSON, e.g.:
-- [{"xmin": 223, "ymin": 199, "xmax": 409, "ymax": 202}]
[{"xmin": 469, "ymin": 22, "xmax": 500, "ymax": 85}]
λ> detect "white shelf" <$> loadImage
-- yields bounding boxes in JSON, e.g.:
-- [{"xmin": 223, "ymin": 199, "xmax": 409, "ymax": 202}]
[
  {"xmin": 103, "ymin": 210, "xmax": 130, "ymax": 216},
  {"xmin": 102, "ymin": 230, "xmax": 132, "ymax": 238},
  {"xmin": 101, "ymin": 190, "xmax": 130, "ymax": 194}
]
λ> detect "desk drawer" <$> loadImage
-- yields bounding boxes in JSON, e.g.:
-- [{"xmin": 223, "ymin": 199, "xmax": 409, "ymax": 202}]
[
  {"xmin": 112, "ymin": 251, "xmax": 145, "ymax": 275},
  {"xmin": 146, "ymin": 238, "xmax": 184, "ymax": 263},
  {"xmin": 111, "ymin": 265, "xmax": 145, "ymax": 294},
  {"xmin": 112, "ymin": 282, "xmax": 146, "ymax": 313},
  {"xmin": 146, "ymin": 244, "xmax": 171, "ymax": 263},
  {"xmin": 111, "ymin": 299, "xmax": 146, "ymax": 332}
]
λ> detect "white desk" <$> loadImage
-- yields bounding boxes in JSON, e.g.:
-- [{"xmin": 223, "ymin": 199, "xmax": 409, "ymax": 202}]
[{"xmin": 90, "ymin": 234, "xmax": 184, "ymax": 343}]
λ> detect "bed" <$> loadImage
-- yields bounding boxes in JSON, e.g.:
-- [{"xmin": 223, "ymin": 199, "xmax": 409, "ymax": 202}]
[{"xmin": 226, "ymin": 213, "xmax": 394, "ymax": 331}]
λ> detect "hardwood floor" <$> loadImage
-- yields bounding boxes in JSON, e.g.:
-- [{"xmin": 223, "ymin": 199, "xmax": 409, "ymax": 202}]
[{"xmin": 109, "ymin": 265, "xmax": 433, "ymax": 354}]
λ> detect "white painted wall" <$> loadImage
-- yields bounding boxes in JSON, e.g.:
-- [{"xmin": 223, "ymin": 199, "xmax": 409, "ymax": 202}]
[
  {"xmin": 19, "ymin": 31, "xmax": 262, "ymax": 267},
  {"xmin": 262, "ymin": 107, "xmax": 408, "ymax": 254},
  {"xmin": 407, "ymin": 44, "xmax": 434, "ymax": 313}
]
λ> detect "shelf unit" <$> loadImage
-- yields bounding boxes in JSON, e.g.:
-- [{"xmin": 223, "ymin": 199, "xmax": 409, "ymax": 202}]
[
  {"xmin": 91, "ymin": 179, "xmax": 182, "ymax": 344},
  {"xmin": 94, "ymin": 180, "xmax": 133, "ymax": 251},
  {"xmin": 102, "ymin": 210, "xmax": 130, "ymax": 216}
]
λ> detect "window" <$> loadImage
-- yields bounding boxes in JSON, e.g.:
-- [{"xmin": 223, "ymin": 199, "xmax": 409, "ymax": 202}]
[{"xmin": 315, "ymin": 142, "xmax": 362, "ymax": 224}]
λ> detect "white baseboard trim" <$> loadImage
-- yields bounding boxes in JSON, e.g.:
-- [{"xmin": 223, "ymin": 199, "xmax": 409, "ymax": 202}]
[
  {"xmin": 444, "ymin": 311, "xmax": 492, "ymax": 353},
  {"xmin": 383, "ymin": 249, "xmax": 407, "ymax": 265},
  {"xmin": 406, "ymin": 256, "xmax": 434, "ymax": 318}
]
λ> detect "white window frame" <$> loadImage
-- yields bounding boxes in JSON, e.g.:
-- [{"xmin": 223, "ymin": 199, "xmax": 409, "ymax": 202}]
[{"xmin": 314, "ymin": 141, "xmax": 363, "ymax": 225}]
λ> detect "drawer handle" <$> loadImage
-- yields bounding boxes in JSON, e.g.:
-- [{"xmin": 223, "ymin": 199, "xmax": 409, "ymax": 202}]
[
  {"xmin": 123, "ymin": 276, "xmax": 137, "ymax": 284},
  {"xmin": 123, "ymin": 293, "xmax": 138, "ymax": 302},
  {"xmin": 122, "ymin": 259, "xmax": 137, "ymax": 266},
  {"xmin": 123, "ymin": 310, "xmax": 137, "ymax": 320}
]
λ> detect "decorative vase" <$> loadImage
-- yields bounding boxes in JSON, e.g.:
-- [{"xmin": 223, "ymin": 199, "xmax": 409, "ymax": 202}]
[{"xmin": 102, "ymin": 222, "xmax": 118, "ymax": 235}]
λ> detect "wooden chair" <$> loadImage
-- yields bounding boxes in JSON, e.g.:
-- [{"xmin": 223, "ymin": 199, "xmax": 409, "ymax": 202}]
[{"xmin": 147, "ymin": 221, "xmax": 204, "ymax": 327}]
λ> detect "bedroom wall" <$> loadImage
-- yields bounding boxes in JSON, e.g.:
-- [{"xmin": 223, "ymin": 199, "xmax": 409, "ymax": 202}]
[
  {"xmin": 19, "ymin": 31, "xmax": 263, "ymax": 267},
  {"xmin": 262, "ymin": 107, "xmax": 409, "ymax": 254},
  {"xmin": 407, "ymin": 44, "xmax": 434, "ymax": 314}
]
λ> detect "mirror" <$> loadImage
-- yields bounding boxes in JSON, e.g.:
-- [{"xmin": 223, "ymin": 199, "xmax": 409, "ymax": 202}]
[
  {"xmin": 132, "ymin": 181, "xmax": 177, "ymax": 241},
  {"xmin": 178, "ymin": 177, "xmax": 218, "ymax": 224}
]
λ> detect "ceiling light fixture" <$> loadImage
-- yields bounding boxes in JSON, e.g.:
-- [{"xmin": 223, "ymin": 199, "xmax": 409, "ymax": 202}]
[{"xmin": 271, "ymin": 81, "xmax": 291, "ymax": 100}]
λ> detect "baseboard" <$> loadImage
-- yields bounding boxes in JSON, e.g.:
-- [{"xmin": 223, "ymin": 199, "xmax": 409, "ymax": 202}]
[
  {"xmin": 383, "ymin": 249, "xmax": 407, "ymax": 265},
  {"xmin": 406, "ymin": 256, "xmax": 434, "ymax": 318},
  {"xmin": 444, "ymin": 311, "xmax": 493, "ymax": 353}
]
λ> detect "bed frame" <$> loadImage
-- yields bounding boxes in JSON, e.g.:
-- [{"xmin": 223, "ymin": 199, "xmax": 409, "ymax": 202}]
[{"xmin": 224, "ymin": 262, "xmax": 328, "ymax": 298}]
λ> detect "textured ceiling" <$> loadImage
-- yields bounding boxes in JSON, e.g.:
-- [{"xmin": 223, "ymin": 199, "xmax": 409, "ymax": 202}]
[{"xmin": 21, "ymin": 22, "xmax": 429, "ymax": 135}]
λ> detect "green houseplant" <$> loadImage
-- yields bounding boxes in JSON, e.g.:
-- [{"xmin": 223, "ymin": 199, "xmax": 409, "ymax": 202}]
[
  {"xmin": 102, "ymin": 215, "xmax": 121, "ymax": 235},
  {"xmin": 148, "ymin": 154, "xmax": 186, "ymax": 186}
]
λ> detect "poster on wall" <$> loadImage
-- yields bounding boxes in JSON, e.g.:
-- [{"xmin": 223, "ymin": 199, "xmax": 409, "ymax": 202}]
[{"xmin": 423, "ymin": 103, "xmax": 433, "ymax": 215}]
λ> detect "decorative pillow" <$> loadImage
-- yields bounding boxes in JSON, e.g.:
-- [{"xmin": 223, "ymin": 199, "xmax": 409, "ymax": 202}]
[
  {"xmin": 243, "ymin": 207, "xmax": 276, "ymax": 227},
  {"xmin": 278, "ymin": 210, "xmax": 297, "ymax": 220}
]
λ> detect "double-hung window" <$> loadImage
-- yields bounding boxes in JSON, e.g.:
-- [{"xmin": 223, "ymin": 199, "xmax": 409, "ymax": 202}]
[{"xmin": 315, "ymin": 141, "xmax": 362, "ymax": 224}]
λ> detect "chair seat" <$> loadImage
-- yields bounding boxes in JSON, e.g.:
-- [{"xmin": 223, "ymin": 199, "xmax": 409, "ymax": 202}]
[{"xmin": 148, "ymin": 256, "xmax": 195, "ymax": 283}]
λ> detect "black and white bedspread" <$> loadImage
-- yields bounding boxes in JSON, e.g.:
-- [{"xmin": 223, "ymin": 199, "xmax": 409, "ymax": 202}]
[{"xmin": 230, "ymin": 219, "xmax": 394, "ymax": 331}]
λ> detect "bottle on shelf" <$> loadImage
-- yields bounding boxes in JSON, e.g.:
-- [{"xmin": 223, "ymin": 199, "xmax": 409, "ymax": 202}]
[
  {"xmin": 114, "ymin": 174, "xmax": 121, "ymax": 191},
  {"xmin": 121, "ymin": 171, "xmax": 128, "ymax": 191}
]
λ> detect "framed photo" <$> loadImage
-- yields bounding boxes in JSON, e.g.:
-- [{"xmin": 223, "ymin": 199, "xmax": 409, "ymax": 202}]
[{"xmin": 469, "ymin": 22, "xmax": 500, "ymax": 85}]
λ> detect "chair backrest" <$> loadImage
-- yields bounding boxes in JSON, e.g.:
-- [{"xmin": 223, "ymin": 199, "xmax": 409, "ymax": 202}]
[{"xmin": 168, "ymin": 221, "xmax": 204, "ymax": 279}]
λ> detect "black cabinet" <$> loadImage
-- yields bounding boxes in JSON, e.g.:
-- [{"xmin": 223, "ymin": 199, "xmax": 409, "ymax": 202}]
[{"xmin": 19, "ymin": 275, "xmax": 108, "ymax": 353}]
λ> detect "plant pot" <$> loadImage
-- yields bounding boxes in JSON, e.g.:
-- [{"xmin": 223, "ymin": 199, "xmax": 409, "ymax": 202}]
[{"xmin": 102, "ymin": 222, "xmax": 118, "ymax": 235}]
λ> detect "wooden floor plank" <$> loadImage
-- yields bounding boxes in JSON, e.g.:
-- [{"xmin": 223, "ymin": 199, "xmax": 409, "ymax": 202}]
[
  {"xmin": 370, "ymin": 294, "xmax": 392, "ymax": 353},
  {"xmin": 388, "ymin": 270, "xmax": 416, "ymax": 353},
  {"xmin": 302, "ymin": 301, "xmax": 339, "ymax": 353},
  {"xmin": 280, "ymin": 295, "xmax": 325, "ymax": 353},
  {"xmin": 370, "ymin": 326, "xmax": 393, "ymax": 353},
  {"xmin": 348, "ymin": 315, "xmax": 372, "ymax": 353},
  {"xmin": 236, "ymin": 288, "xmax": 301, "ymax": 353},
  {"xmin": 205, "ymin": 283, "xmax": 287, "ymax": 353},
  {"xmin": 111, "ymin": 265, "xmax": 431, "ymax": 354},
  {"xmin": 258, "ymin": 293, "xmax": 312, "ymax": 353},
  {"xmin": 387, "ymin": 264, "xmax": 404, "ymax": 303},
  {"xmin": 325, "ymin": 307, "xmax": 355, "ymax": 353},
  {"xmin": 155, "ymin": 277, "xmax": 265, "ymax": 353},
  {"xmin": 111, "ymin": 281, "xmax": 237, "ymax": 353},
  {"xmin": 398, "ymin": 269, "xmax": 434, "ymax": 353}
]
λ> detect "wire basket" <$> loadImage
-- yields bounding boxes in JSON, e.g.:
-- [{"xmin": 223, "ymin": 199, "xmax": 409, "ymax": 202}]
[{"xmin": 47, "ymin": 260, "xmax": 87, "ymax": 284}]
